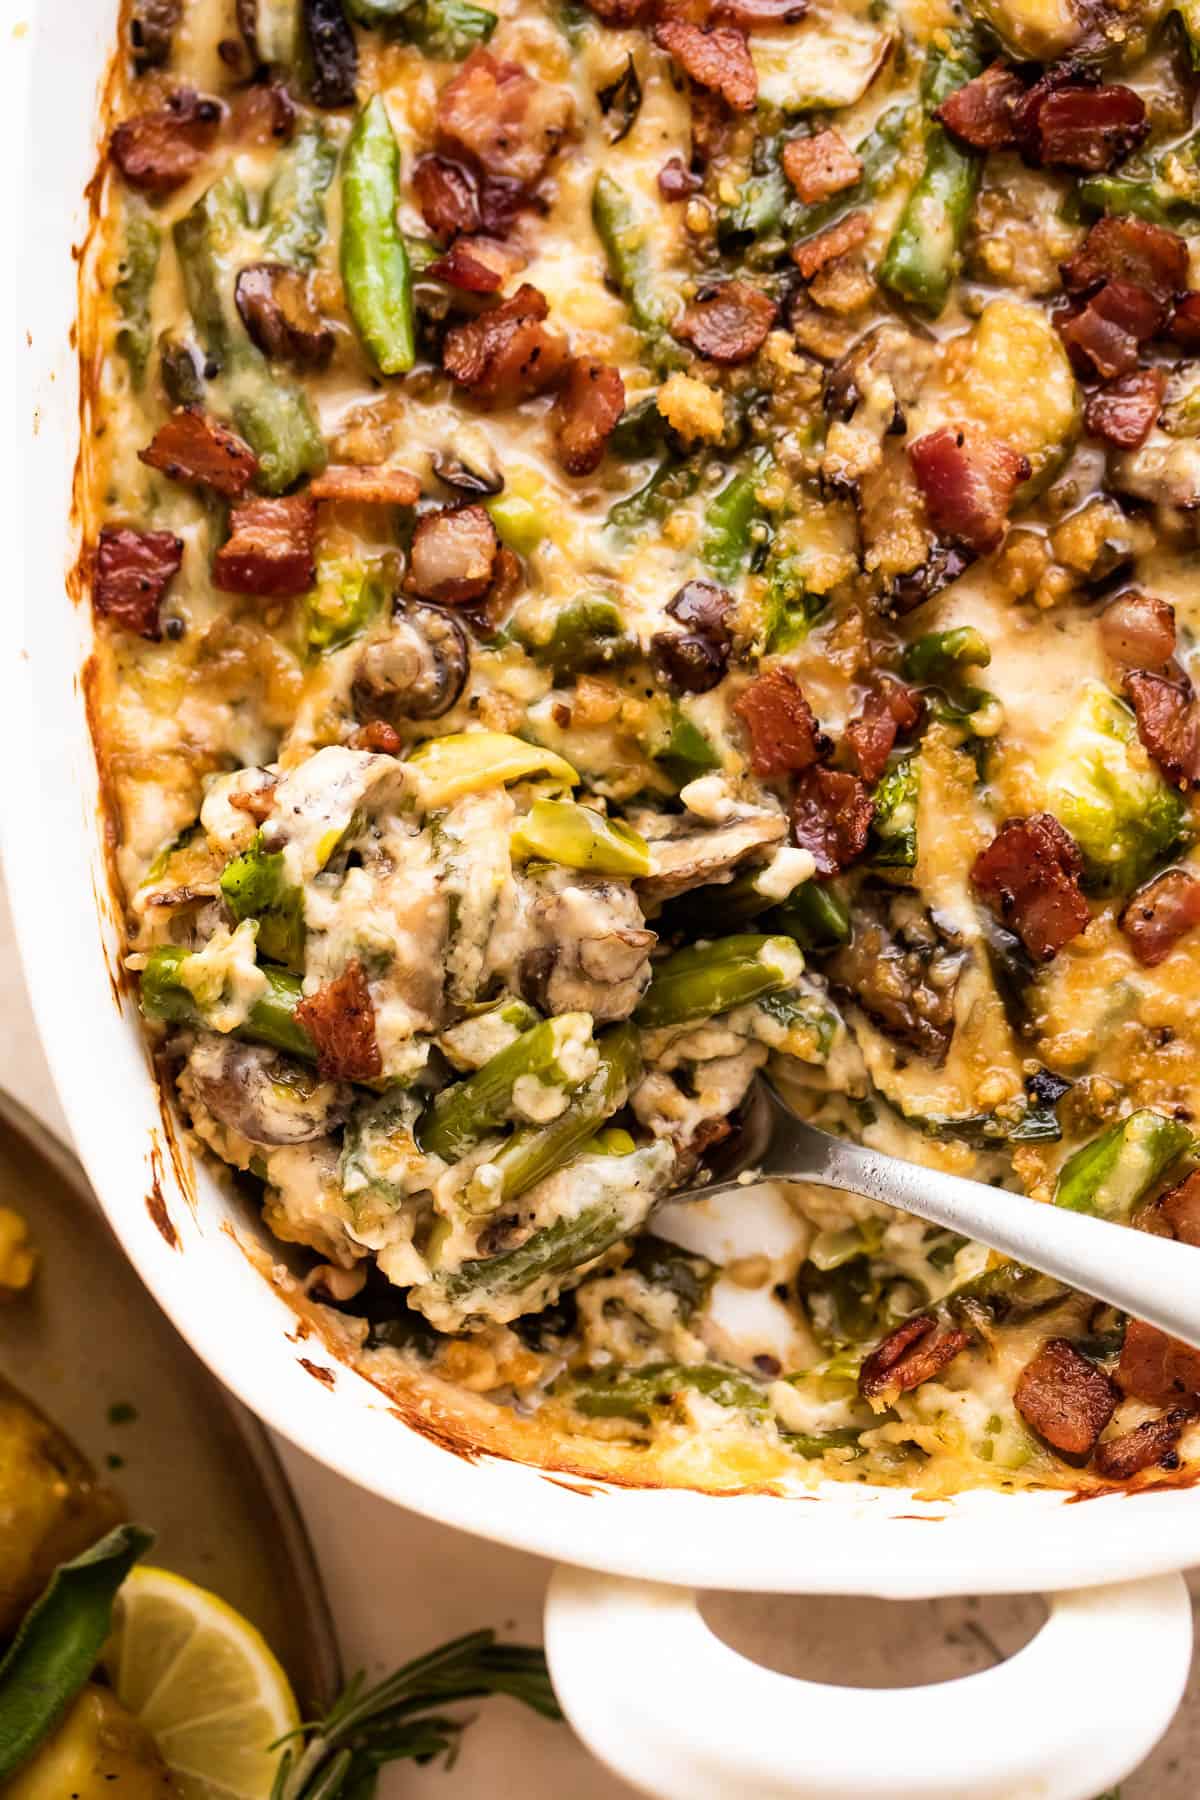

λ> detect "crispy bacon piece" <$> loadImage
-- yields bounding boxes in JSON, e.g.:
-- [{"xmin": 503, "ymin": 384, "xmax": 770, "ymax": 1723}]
[
  {"xmin": 435, "ymin": 48, "xmax": 574, "ymax": 188},
  {"xmin": 934, "ymin": 61, "xmax": 1025, "ymax": 149},
  {"xmin": 310, "ymin": 465, "xmax": 422, "ymax": 505},
  {"xmin": 295, "ymin": 961, "xmax": 381, "ymax": 1082},
  {"xmin": 658, "ymin": 155, "xmax": 703, "ymax": 200},
  {"xmin": 858, "ymin": 1315, "xmax": 970, "ymax": 1403},
  {"xmin": 585, "ymin": 0, "xmax": 651, "ymax": 23},
  {"xmin": 428, "ymin": 239, "xmax": 505, "ymax": 294},
  {"xmin": 653, "ymin": 14, "xmax": 758, "ymax": 111},
  {"xmin": 139, "ymin": 407, "xmax": 259, "ymax": 499},
  {"xmin": 212, "ymin": 494, "xmax": 317, "ymax": 598},
  {"xmin": 844, "ymin": 678, "xmax": 923, "ymax": 785},
  {"xmin": 790, "ymin": 766, "xmax": 874, "ymax": 876},
  {"xmin": 109, "ymin": 88, "xmax": 223, "ymax": 194},
  {"xmin": 790, "ymin": 211, "xmax": 870, "ymax": 281},
  {"xmin": 1020, "ymin": 82, "xmax": 1147, "ymax": 173},
  {"xmin": 412, "ymin": 154, "xmax": 481, "ymax": 240},
  {"xmin": 408, "ymin": 504, "xmax": 499, "ymax": 605},
  {"xmin": 554, "ymin": 358, "xmax": 626, "ymax": 477},
  {"xmin": 909, "ymin": 424, "xmax": 1029, "ymax": 556},
  {"xmin": 235, "ymin": 263, "xmax": 334, "ymax": 368},
  {"xmin": 1094, "ymin": 1409, "xmax": 1193, "ymax": 1480},
  {"xmin": 1061, "ymin": 215, "xmax": 1189, "ymax": 305},
  {"xmin": 1124, "ymin": 669, "xmax": 1200, "ymax": 788},
  {"xmin": 1170, "ymin": 291, "xmax": 1200, "ymax": 349},
  {"xmin": 781, "ymin": 130, "xmax": 862, "ymax": 203},
  {"xmin": 1099, "ymin": 590, "xmax": 1176, "ymax": 669},
  {"xmin": 351, "ymin": 720, "xmax": 403, "ymax": 755},
  {"xmin": 1119, "ymin": 1318, "xmax": 1200, "ymax": 1406},
  {"xmin": 1084, "ymin": 367, "xmax": 1165, "ymax": 450},
  {"xmin": 94, "ymin": 527, "xmax": 183, "ymax": 640},
  {"xmin": 442, "ymin": 284, "xmax": 570, "ymax": 408},
  {"xmin": 1120, "ymin": 870, "xmax": 1200, "ymax": 967},
  {"xmin": 971, "ymin": 814, "xmax": 1089, "ymax": 961},
  {"xmin": 1156, "ymin": 1169, "xmax": 1200, "ymax": 1245},
  {"xmin": 734, "ymin": 668, "xmax": 830, "ymax": 776},
  {"xmin": 1015, "ymin": 1338, "xmax": 1118, "ymax": 1457},
  {"xmin": 674, "ymin": 280, "xmax": 777, "ymax": 365},
  {"xmin": 1057, "ymin": 292, "xmax": 1142, "ymax": 382},
  {"xmin": 230, "ymin": 81, "xmax": 296, "ymax": 146}
]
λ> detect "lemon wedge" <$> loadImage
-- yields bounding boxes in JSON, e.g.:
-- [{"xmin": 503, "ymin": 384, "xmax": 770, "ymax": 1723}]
[{"xmin": 101, "ymin": 1566, "xmax": 299, "ymax": 1800}]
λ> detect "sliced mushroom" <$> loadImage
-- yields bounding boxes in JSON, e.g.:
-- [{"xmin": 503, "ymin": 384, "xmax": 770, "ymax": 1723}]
[
  {"xmin": 353, "ymin": 601, "xmax": 470, "ymax": 724},
  {"xmin": 182, "ymin": 1034, "xmax": 353, "ymax": 1146},
  {"xmin": 520, "ymin": 870, "xmax": 656, "ymax": 1022},
  {"xmin": 827, "ymin": 887, "xmax": 965, "ymax": 1063},
  {"xmin": 433, "ymin": 448, "xmax": 504, "ymax": 497},
  {"xmin": 235, "ymin": 263, "xmax": 334, "ymax": 369},
  {"xmin": 631, "ymin": 810, "xmax": 788, "ymax": 908}
]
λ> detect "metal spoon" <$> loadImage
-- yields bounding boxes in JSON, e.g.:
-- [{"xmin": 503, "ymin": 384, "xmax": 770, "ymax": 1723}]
[{"xmin": 669, "ymin": 1075, "xmax": 1200, "ymax": 1352}]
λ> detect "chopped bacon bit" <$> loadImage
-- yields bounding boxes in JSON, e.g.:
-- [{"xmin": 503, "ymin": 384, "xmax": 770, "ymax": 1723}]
[
  {"xmin": 428, "ymin": 238, "xmax": 505, "ymax": 293},
  {"xmin": 1156, "ymin": 1169, "xmax": 1200, "ymax": 1246},
  {"xmin": 230, "ymin": 80, "xmax": 295, "ymax": 146},
  {"xmin": 295, "ymin": 961, "xmax": 381, "ymax": 1082},
  {"xmin": 1098, "ymin": 590, "xmax": 1176, "ymax": 669},
  {"xmin": 351, "ymin": 720, "xmax": 403, "ymax": 755},
  {"xmin": 790, "ymin": 766, "xmax": 874, "ymax": 876},
  {"xmin": 1084, "ymin": 367, "xmax": 1166, "ymax": 450},
  {"xmin": 310, "ymin": 465, "xmax": 422, "ymax": 506},
  {"xmin": 1020, "ymin": 81, "xmax": 1147, "ymax": 173},
  {"xmin": 909, "ymin": 424, "xmax": 1030, "ymax": 556},
  {"xmin": 1015, "ymin": 1338, "xmax": 1118, "ymax": 1457},
  {"xmin": 442, "ymin": 283, "xmax": 571, "ymax": 408},
  {"xmin": 212, "ymin": 494, "xmax": 317, "ymax": 598},
  {"xmin": 715, "ymin": 0, "xmax": 807, "ymax": 23},
  {"xmin": 477, "ymin": 176, "xmax": 526, "ymax": 238},
  {"xmin": 1056, "ymin": 282, "xmax": 1164, "ymax": 381},
  {"xmin": 781, "ymin": 130, "xmax": 862, "ymax": 204},
  {"xmin": 734, "ymin": 668, "xmax": 830, "ymax": 776},
  {"xmin": 791, "ymin": 211, "xmax": 870, "ymax": 280},
  {"xmin": 653, "ymin": 14, "xmax": 758, "ymax": 111},
  {"xmin": 408, "ymin": 504, "xmax": 499, "ymax": 605},
  {"xmin": 228, "ymin": 784, "xmax": 277, "ymax": 824},
  {"xmin": 971, "ymin": 814, "xmax": 1090, "ymax": 962},
  {"xmin": 554, "ymin": 358, "xmax": 626, "ymax": 477},
  {"xmin": 94, "ymin": 527, "xmax": 183, "ymax": 640},
  {"xmin": 585, "ymin": 0, "xmax": 652, "ymax": 23},
  {"xmin": 1124, "ymin": 669, "xmax": 1200, "ymax": 788},
  {"xmin": 435, "ymin": 48, "xmax": 574, "ymax": 188},
  {"xmin": 844, "ymin": 678, "xmax": 924, "ymax": 785},
  {"xmin": 859, "ymin": 1315, "xmax": 970, "ymax": 1403},
  {"xmin": 658, "ymin": 155, "xmax": 703, "ymax": 200},
  {"xmin": 1120, "ymin": 870, "xmax": 1200, "ymax": 966},
  {"xmin": 1094, "ymin": 1408, "xmax": 1193, "ymax": 1480},
  {"xmin": 674, "ymin": 280, "xmax": 777, "ymax": 365},
  {"xmin": 1119, "ymin": 1318, "xmax": 1200, "ymax": 1406},
  {"xmin": 110, "ymin": 88, "xmax": 224, "ymax": 193},
  {"xmin": 690, "ymin": 86, "xmax": 734, "ymax": 168},
  {"xmin": 412, "ymin": 154, "xmax": 481, "ymax": 240},
  {"xmin": 139, "ymin": 407, "xmax": 259, "ymax": 498},
  {"xmin": 235, "ymin": 263, "xmax": 334, "ymax": 369},
  {"xmin": 1170, "ymin": 292, "xmax": 1200, "ymax": 350},
  {"xmin": 1061, "ymin": 215, "xmax": 1189, "ymax": 305},
  {"xmin": 934, "ymin": 61, "xmax": 1025, "ymax": 149}
]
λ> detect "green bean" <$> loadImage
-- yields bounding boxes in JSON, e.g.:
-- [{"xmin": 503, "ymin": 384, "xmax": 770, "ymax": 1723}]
[
  {"xmin": 608, "ymin": 393, "xmax": 668, "ymax": 461},
  {"xmin": 0, "ymin": 1525, "xmax": 155, "ymax": 1784},
  {"xmin": 759, "ymin": 545, "xmax": 826, "ymax": 653},
  {"xmin": 564, "ymin": 1361, "xmax": 769, "ymax": 1423},
  {"xmin": 419, "ymin": 1014, "xmax": 598, "ymax": 1161},
  {"xmin": 1078, "ymin": 125, "xmax": 1200, "ymax": 225},
  {"xmin": 651, "ymin": 704, "xmax": 722, "ymax": 789},
  {"xmin": 782, "ymin": 1427, "xmax": 865, "ymax": 1459},
  {"xmin": 903, "ymin": 627, "xmax": 991, "ymax": 684},
  {"xmin": 766, "ymin": 880, "xmax": 851, "ymax": 950},
  {"xmin": 868, "ymin": 757, "xmax": 919, "ymax": 869},
  {"xmin": 340, "ymin": 96, "xmax": 415, "ymax": 375},
  {"xmin": 702, "ymin": 448, "xmax": 773, "ymax": 583},
  {"xmin": 1053, "ymin": 1110, "xmax": 1193, "ymax": 1221},
  {"xmin": 429, "ymin": 1194, "xmax": 636, "ymax": 1312},
  {"xmin": 173, "ymin": 176, "xmax": 327, "ymax": 491},
  {"xmin": 607, "ymin": 455, "xmax": 704, "ymax": 536},
  {"xmin": 404, "ymin": 0, "xmax": 498, "ymax": 58},
  {"xmin": 787, "ymin": 105, "xmax": 909, "ymax": 249},
  {"xmin": 879, "ymin": 41, "xmax": 983, "ymax": 317},
  {"xmin": 219, "ymin": 835, "xmax": 306, "ymax": 971},
  {"xmin": 665, "ymin": 866, "xmax": 789, "ymax": 936},
  {"xmin": 262, "ymin": 122, "xmax": 339, "ymax": 268},
  {"xmin": 115, "ymin": 204, "xmax": 160, "ymax": 389},
  {"xmin": 719, "ymin": 134, "xmax": 789, "ymax": 251},
  {"xmin": 636, "ymin": 934, "xmax": 803, "ymax": 1028},
  {"xmin": 140, "ymin": 945, "xmax": 315, "ymax": 1063},
  {"xmin": 592, "ymin": 172, "xmax": 680, "ymax": 369},
  {"xmin": 465, "ymin": 1023, "xmax": 640, "ymax": 1207}
]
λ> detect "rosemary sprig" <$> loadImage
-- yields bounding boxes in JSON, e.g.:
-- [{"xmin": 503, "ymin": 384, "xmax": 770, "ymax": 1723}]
[{"xmin": 270, "ymin": 1628, "xmax": 561, "ymax": 1799}]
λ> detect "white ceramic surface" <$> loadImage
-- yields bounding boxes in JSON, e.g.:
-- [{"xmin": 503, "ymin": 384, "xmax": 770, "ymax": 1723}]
[{"xmin": 7, "ymin": 7, "xmax": 1200, "ymax": 1794}]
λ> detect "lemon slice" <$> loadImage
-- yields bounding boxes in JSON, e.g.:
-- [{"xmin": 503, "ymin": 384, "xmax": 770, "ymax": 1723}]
[{"xmin": 101, "ymin": 1566, "xmax": 300, "ymax": 1800}]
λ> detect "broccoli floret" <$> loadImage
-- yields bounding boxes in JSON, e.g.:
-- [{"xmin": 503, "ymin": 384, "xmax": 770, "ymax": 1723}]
[{"xmin": 1036, "ymin": 682, "xmax": 1187, "ymax": 893}]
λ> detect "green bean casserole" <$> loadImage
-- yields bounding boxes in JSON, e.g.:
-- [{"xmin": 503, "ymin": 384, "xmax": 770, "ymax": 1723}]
[{"xmin": 83, "ymin": 0, "xmax": 1200, "ymax": 1493}]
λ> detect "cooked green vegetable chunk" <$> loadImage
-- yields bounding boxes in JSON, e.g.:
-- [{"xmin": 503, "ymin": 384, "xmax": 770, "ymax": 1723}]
[
  {"xmin": 140, "ymin": 946, "xmax": 315, "ymax": 1063},
  {"xmin": 262, "ymin": 122, "xmax": 338, "ymax": 268},
  {"xmin": 702, "ymin": 449, "xmax": 773, "ymax": 583},
  {"xmin": 869, "ymin": 758, "xmax": 919, "ymax": 869},
  {"xmin": 903, "ymin": 628, "xmax": 991, "ymax": 684},
  {"xmin": 511, "ymin": 801, "xmax": 651, "ymax": 876},
  {"xmin": 879, "ymin": 38, "xmax": 983, "ymax": 317},
  {"xmin": 419, "ymin": 1014, "xmax": 598, "ymax": 1161},
  {"xmin": 564, "ymin": 1361, "xmax": 769, "ymax": 1422},
  {"xmin": 592, "ymin": 173, "xmax": 679, "ymax": 368},
  {"xmin": 1053, "ymin": 1110, "xmax": 1193, "ymax": 1221},
  {"xmin": 219, "ymin": 836, "xmax": 306, "ymax": 970},
  {"xmin": 340, "ymin": 96, "xmax": 415, "ymax": 375},
  {"xmin": 637, "ymin": 935, "xmax": 803, "ymax": 1027},
  {"xmin": 114, "ymin": 205, "xmax": 160, "ymax": 388}
]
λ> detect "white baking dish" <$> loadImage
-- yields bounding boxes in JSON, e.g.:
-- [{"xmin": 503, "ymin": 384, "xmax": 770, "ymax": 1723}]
[{"xmin": 3, "ymin": 10, "xmax": 1198, "ymax": 1795}]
